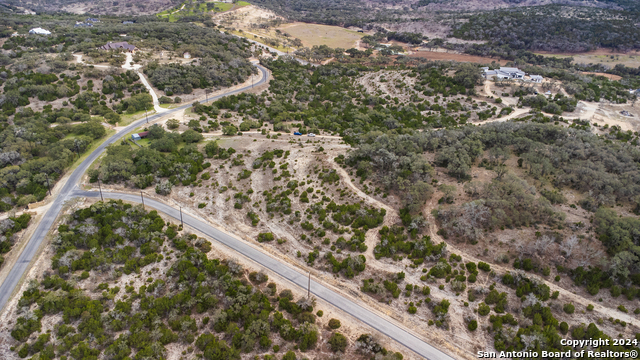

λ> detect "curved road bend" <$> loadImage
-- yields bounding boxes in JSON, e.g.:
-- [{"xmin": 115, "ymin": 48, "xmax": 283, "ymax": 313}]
[
  {"xmin": 74, "ymin": 190, "xmax": 456, "ymax": 360},
  {"xmin": 0, "ymin": 64, "xmax": 269, "ymax": 312}
]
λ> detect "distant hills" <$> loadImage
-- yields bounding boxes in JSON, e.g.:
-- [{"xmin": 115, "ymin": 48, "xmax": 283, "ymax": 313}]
[{"xmin": 0, "ymin": 0, "xmax": 183, "ymax": 15}]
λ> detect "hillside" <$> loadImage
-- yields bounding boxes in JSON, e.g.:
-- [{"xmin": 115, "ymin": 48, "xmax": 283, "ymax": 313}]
[
  {"xmin": 1, "ymin": 0, "xmax": 181, "ymax": 15},
  {"xmin": 1, "ymin": 5, "xmax": 640, "ymax": 360}
]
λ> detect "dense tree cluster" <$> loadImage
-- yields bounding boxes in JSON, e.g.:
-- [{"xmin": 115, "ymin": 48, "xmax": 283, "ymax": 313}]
[
  {"xmin": 10, "ymin": 200, "xmax": 390, "ymax": 359},
  {"xmin": 350, "ymin": 122, "xmax": 640, "ymax": 213},
  {"xmin": 208, "ymin": 58, "xmax": 484, "ymax": 147},
  {"xmin": 90, "ymin": 126, "xmax": 207, "ymax": 192},
  {"xmin": 0, "ymin": 111, "xmax": 106, "ymax": 211},
  {"xmin": 0, "ymin": 213, "xmax": 31, "ymax": 266},
  {"xmin": 374, "ymin": 227, "xmax": 445, "ymax": 262},
  {"xmin": 145, "ymin": 57, "xmax": 255, "ymax": 95},
  {"xmin": 438, "ymin": 173, "xmax": 565, "ymax": 242},
  {"xmin": 452, "ymin": 5, "xmax": 640, "ymax": 53}
]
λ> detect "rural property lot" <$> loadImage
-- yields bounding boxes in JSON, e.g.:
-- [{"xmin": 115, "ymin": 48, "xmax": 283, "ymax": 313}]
[
  {"xmin": 537, "ymin": 49, "xmax": 640, "ymax": 68},
  {"xmin": 408, "ymin": 50, "xmax": 508, "ymax": 65},
  {"xmin": 279, "ymin": 23, "xmax": 364, "ymax": 49}
]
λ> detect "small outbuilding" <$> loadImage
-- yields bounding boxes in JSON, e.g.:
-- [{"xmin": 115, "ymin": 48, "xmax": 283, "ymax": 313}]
[
  {"xmin": 530, "ymin": 75, "xmax": 543, "ymax": 83},
  {"xmin": 131, "ymin": 131, "xmax": 149, "ymax": 141}
]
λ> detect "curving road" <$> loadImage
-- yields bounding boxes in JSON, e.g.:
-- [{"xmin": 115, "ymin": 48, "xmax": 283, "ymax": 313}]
[
  {"xmin": 0, "ymin": 60, "xmax": 456, "ymax": 360},
  {"xmin": 71, "ymin": 190, "xmax": 456, "ymax": 360},
  {"xmin": 0, "ymin": 63, "xmax": 269, "ymax": 312}
]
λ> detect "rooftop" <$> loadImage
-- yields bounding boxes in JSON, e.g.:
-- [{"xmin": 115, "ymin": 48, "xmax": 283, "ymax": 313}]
[{"xmin": 99, "ymin": 41, "xmax": 136, "ymax": 51}]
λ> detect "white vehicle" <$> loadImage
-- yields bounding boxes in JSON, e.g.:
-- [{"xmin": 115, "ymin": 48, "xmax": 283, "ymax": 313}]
[{"xmin": 307, "ymin": 133, "xmax": 316, "ymax": 137}]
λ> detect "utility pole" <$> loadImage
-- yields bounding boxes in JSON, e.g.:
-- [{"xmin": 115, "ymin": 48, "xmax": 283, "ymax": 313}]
[
  {"xmin": 97, "ymin": 179, "xmax": 104, "ymax": 202},
  {"xmin": 45, "ymin": 173, "xmax": 51, "ymax": 196},
  {"xmin": 179, "ymin": 206, "xmax": 183, "ymax": 227},
  {"xmin": 307, "ymin": 272, "xmax": 311, "ymax": 298},
  {"xmin": 140, "ymin": 190, "xmax": 144, "ymax": 208},
  {"xmin": 144, "ymin": 104, "xmax": 149, "ymax": 124}
]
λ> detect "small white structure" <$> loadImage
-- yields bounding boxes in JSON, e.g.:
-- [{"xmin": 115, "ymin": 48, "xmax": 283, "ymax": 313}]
[
  {"xmin": 183, "ymin": 52, "xmax": 191, "ymax": 59},
  {"xmin": 530, "ymin": 75, "xmax": 543, "ymax": 83},
  {"xmin": 29, "ymin": 27, "xmax": 51, "ymax": 35}
]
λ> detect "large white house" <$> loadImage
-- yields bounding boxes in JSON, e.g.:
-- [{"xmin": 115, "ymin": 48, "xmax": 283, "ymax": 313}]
[
  {"xmin": 482, "ymin": 67, "xmax": 525, "ymax": 80},
  {"xmin": 482, "ymin": 67, "xmax": 543, "ymax": 82},
  {"xmin": 29, "ymin": 27, "xmax": 51, "ymax": 35}
]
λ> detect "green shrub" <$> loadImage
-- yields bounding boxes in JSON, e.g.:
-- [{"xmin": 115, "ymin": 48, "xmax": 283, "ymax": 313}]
[
  {"xmin": 408, "ymin": 303, "xmax": 417, "ymax": 314},
  {"xmin": 328, "ymin": 319, "xmax": 341, "ymax": 329},
  {"xmin": 478, "ymin": 303, "xmax": 490, "ymax": 316},
  {"xmin": 468, "ymin": 320, "xmax": 478, "ymax": 331},
  {"xmin": 478, "ymin": 262, "xmax": 490, "ymax": 272},
  {"xmin": 257, "ymin": 232, "xmax": 274, "ymax": 242},
  {"xmin": 328, "ymin": 332, "xmax": 348, "ymax": 353},
  {"xmin": 559, "ymin": 322, "xmax": 569, "ymax": 334},
  {"xmin": 563, "ymin": 303, "xmax": 575, "ymax": 314}
]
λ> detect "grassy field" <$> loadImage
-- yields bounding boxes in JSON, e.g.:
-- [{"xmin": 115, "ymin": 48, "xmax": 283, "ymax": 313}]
[
  {"xmin": 120, "ymin": 109, "xmax": 156, "ymax": 127},
  {"xmin": 537, "ymin": 51, "xmax": 640, "ymax": 68},
  {"xmin": 208, "ymin": 1, "xmax": 250, "ymax": 12},
  {"xmin": 68, "ymin": 128, "xmax": 117, "ymax": 172},
  {"xmin": 158, "ymin": 1, "xmax": 249, "ymax": 21},
  {"xmin": 160, "ymin": 103, "xmax": 180, "ymax": 109},
  {"xmin": 231, "ymin": 30, "xmax": 293, "ymax": 52},
  {"xmin": 279, "ymin": 23, "xmax": 363, "ymax": 49}
]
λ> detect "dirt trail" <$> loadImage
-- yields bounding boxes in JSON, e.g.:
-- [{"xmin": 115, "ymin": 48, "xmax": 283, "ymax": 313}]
[
  {"xmin": 73, "ymin": 54, "xmax": 109, "ymax": 69},
  {"xmin": 419, "ymin": 197, "xmax": 640, "ymax": 329},
  {"xmin": 122, "ymin": 53, "xmax": 166, "ymax": 113},
  {"xmin": 476, "ymin": 108, "xmax": 529, "ymax": 125},
  {"xmin": 483, "ymin": 80, "xmax": 492, "ymax": 97},
  {"xmin": 324, "ymin": 151, "xmax": 640, "ymax": 329},
  {"xmin": 74, "ymin": 52, "xmax": 166, "ymax": 113},
  {"xmin": 326, "ymin": 157, "xmax": 397, "ymax": 263}
]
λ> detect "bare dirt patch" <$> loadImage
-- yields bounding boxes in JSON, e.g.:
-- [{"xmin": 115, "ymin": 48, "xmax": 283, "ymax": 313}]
[
  {"xmin": 278, "ymin": 23, "xmax": 364, "ymax": 49},
  {"xmin": 407, "ymin": 50, "xmax": 508, "ymax": 65},
  {"xmin": 580, "ymin": 72, "xmax": 622, "ymax": 81},
  {"xmin": 537, "ymin": 49, "xmax": 640, "ymax": 68}
]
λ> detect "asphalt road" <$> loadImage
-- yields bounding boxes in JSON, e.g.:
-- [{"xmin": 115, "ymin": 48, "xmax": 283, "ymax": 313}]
[
  {"xmin": 74, "ymin": 190, "xmax": 456, "ymax": 360},
  {"xmin": 0, "ymin": 64, "xmax": 269, "ymax": 311},
  {"xmin": 0, "ymin": 60, "xmax": 456, "ymax": 360}
]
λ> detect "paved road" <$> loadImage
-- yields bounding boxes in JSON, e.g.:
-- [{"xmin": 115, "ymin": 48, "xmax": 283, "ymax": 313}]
[
  {"xmin": 0, "ymin": 63, "xmax": 269, "ymax": 312},
  {"xmin": 73, "ymin": 190, "xmax": 456, "ymax": 360}
]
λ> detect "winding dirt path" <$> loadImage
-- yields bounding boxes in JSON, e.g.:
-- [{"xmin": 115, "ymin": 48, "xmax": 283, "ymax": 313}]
[
  {"xmin": 122, "ymin": 53, "xmax": 166, "ymax": 113},
  {"xmin": 420, "ymin": 196, "xmax": 640, "ymax": 328},
  {"xmin": 74, "ymin": 52, "xmax": 166, "ymax": 114},
  {"xmin": 324, "ymin": 150, "xmax": 640, "ymax": 329},
  {"xmin": 326, "ymin": 157, "xmax": 397, "ymax": 264}
]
